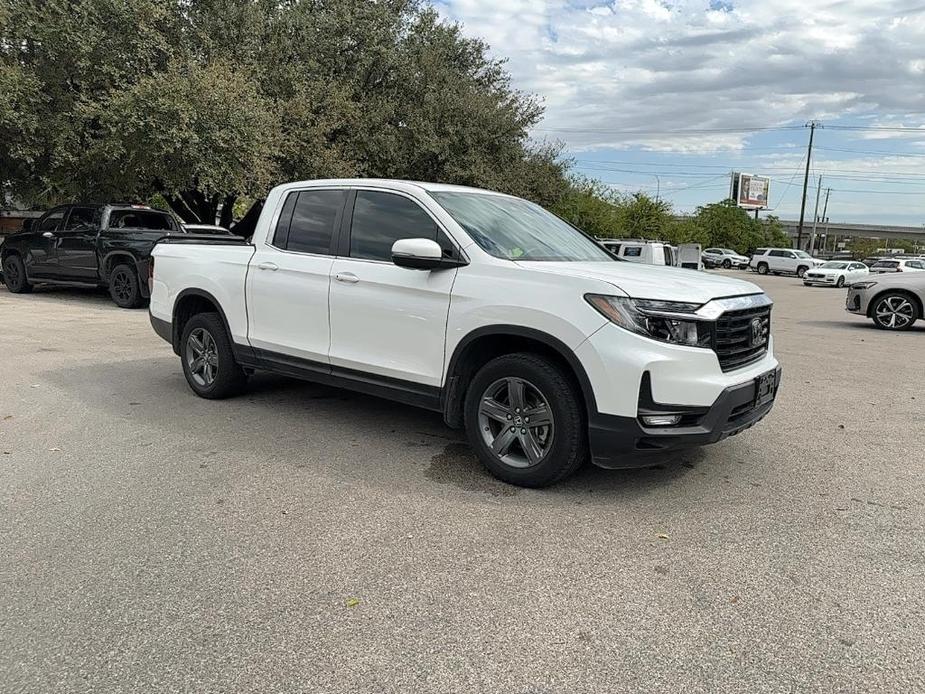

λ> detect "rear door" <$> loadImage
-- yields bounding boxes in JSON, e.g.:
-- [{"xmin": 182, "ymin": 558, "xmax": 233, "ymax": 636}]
[
  {"xmin": 328, "ymin": 189, "xmax": 459, "ymax": 388},
  {"xmin": 245, "ymin": 188, "xmax": 346, "ymax": 365},
  {"xmin": 55, "ymin": 206, "xmax": 100, "ymax": 280}
]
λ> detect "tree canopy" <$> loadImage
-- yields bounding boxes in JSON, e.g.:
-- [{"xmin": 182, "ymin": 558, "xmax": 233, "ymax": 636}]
[{"xmin": 1, "ymin": 0, "xmax": 566, "ymax": 223}]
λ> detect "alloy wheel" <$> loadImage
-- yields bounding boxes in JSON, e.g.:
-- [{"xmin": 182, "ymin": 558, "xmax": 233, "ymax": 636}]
[
  {"xmin": 186, "ymin": 328, "xmax": 219, "ymax": 386},
  {"xmin": 875, "ymin": 296, "xmax": 915, "ymax": 329},
  {"xmin": 5, "ymin": 260, "xmax": 20, "ymax": 288},
  {"xmin": 477, "ymin": 377, "xmax": 554, "ymax": 469},
  {"xmin": 111, "ymin": 270, "xmax": 133, "ymax": 303}
]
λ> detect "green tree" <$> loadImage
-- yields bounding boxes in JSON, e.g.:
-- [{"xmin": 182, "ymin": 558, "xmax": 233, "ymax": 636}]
[
  {"xmin": 1, "ymin": 0, "xmax": 567, "ymax": 224},
  {"xmin": 613, "ymin": 193, "xmax": 673, "ymax": 239}
]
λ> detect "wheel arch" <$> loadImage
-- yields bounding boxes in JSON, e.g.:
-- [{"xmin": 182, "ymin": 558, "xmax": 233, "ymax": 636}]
[
  {"xmin": 171, "ymin": 288, "xmax": 235, "ymax": 355},
  {"xmin": 442, "ymin": 325, "xmax": 597, "ymax": 429},
  {"xmin": 101, "ymin": 250, "xmax": 140, "ymax": 281}
]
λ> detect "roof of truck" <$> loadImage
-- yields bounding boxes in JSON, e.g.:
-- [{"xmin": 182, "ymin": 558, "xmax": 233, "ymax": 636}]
[{"xmin": 275, "ymin": 178, "xmax": 508, "ymax": 196}]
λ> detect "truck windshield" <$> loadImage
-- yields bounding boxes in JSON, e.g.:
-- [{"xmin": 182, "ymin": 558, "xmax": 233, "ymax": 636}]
[
  {"xmin": 429, "ymin": 191, "xmax": 612, "ymax": 262},
  {"xmin": 109, "ymin": 209, "xmax": 175, "ymax": 231}
]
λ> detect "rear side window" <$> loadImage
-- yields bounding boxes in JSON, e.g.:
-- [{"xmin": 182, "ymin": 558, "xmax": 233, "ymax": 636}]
[
  {"xmin": 274, "ymin": 189, "xmax": 345, "ymax": 254},
  {"xmin": 769, "ymin": 250, "xmax": 786, "ymax": 257},
  {"xmin": 108, "ymin": 210, "xmax": 175, "ymax": 230},
  {"xmin": 64, "ymin": 207, "xmax": 97, "ymax": 230},
  {"xmin": 872, "ymin": 261, "xmax": 898, "ymax": 269},
  {"xmin": 349, "ymin": 191, "xmax": 447, "ymax": 261},
  {"xmin": 623, "ymin": 246, "xmax": 642, "ymax": 257}
]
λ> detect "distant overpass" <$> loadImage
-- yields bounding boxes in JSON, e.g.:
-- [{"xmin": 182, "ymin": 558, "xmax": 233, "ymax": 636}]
[{"xmin": 776, "ymin": 220, "xmax": 925, "ymax": 247}]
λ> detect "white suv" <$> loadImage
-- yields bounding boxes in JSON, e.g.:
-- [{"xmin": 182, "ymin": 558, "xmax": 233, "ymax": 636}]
[
  {"xmin": 750, "ymin": 248, "xmax": 823, "ymax": 277},
  {"xmin": 149, "ymin": 179, "xmax": 781, "ymax": 487}
]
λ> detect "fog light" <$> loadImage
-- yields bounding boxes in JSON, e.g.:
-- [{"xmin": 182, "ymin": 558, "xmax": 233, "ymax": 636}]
[{"xmin": 641, "ymin": 414, "xmax": 682, "ymax": 427}]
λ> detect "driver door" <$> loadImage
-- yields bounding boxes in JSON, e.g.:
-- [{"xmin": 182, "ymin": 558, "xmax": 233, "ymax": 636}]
[
  {"xmin": 27, "ymin": 207, "xmax": 67, "ymax": 277},
  {"xmin": 328, "ymin": 189, "xmax": 460, "ymax": 388}
]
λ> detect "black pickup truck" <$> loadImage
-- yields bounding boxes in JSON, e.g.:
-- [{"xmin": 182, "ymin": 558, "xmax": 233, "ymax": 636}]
[{"xmin": 1, "ymin": 203, "xmax": 183, "ymax": 308}]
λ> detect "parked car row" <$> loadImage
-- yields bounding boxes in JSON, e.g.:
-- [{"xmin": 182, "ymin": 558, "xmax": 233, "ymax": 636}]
[{"xmin": 0, "ymin": 203, "xmax": 236, "ymax": 307}]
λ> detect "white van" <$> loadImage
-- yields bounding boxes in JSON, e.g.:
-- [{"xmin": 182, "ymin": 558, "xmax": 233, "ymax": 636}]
[{"xmin": 599, "ymin": 239, "xmax": 676, "ymax": 266}]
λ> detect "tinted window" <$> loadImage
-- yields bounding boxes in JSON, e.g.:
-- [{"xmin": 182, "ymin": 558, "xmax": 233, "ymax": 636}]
[
  {"xmin": 38, "ymin": 210, "xmax": 65, "ymax": 232},
  {"xmin": 754, "ymin": 249, "xmax": 768, "ymax": 256},
  {"xmin": 108, "ymin": 210, "xmax": 174, "ymax": 230},
  {"xmin": 705, "ymin": 248, "xmax": 718, "ymax": 254},
  {"xmin": 286, "ymin": 190, "xmax": 345, "ymax": 254},
  {"xmin": 271, "ymin": 192, "xmax": 299, "ymax": 247},
  {"xmin": 624, "ymin": 246, "xmax": 642, "ymax": 257},
  {"xmin": 769, "ymin": 250, "xmax": 787, "ymax": 257},
  {"xmin": 872, "ymin": 261, "xmax": 898, "ymax": 269},
  {"xmin": 64, "ymin": 207, "xmax": 97, "ymax": 230},
  {"xmin": 350, "ymin": 191, "xmax": 444, "ymax": 261}
]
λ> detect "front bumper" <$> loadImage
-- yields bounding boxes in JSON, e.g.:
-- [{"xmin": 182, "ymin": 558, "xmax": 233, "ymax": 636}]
[{"xmin": 589, "ymin": 366, "xmax": 782, "ymax": 468}]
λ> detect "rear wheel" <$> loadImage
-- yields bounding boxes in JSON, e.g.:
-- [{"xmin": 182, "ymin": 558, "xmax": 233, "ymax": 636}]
[
  {"xmin": 180, "ymin": 313, "xmax": 248, "ymax": 398},
  {"xmin": 871, "ymin": 293, "xmax": 918, "ymax": 331},
  {"xmin": 464, "ymin": 353, "xmax": 586, "ymax": 488},
  {"xmin": 757, "ymin": 263, "xmax": 769, "ymax": 275},
  {"xmin": 108, "ymin": 263, "xmax": 142, "ymax": 308},
  {"xmin": 3, "ymin": 255, "xmax": 32, "ymax": 293}
]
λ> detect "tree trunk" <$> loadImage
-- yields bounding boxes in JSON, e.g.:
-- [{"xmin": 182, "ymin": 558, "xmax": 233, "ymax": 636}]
[{"xmin": 219, "ymin": 194, "xmax": 237, "ymax": 229}]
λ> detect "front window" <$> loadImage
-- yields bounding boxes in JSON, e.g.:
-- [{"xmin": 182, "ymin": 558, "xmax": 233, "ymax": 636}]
[
  {"xmin": 821, "ymin": 261, "xmax": 849, "ymax": 269},
  {"xmin": 429, "ymin": 191, "xmax": 612, "ymax": 262}
]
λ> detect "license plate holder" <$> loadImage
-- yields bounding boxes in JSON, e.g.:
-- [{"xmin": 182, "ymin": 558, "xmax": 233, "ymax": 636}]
[{"xmin": 754, "ymin": 369, "xmax": 777, "ymax": 407}]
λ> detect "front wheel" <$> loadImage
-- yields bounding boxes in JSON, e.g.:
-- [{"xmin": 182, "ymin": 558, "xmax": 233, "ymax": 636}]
[
  {"xmin": 797, "ymin": 265, "xmax": 809, "ymax": 278},
  {"xmin": 722, "ymin": 259, "xmax": 732, "ymax": 269},
  {"xmin": 3, "ymin": 255, "xmax": 32, "ymax": 293},
  {"xmin": 757, "ymin": 263, "xmax": 769, "ymax": 275},
  {"xmin": 108, "ymin": 263, "xmax": 143, "ymax": 308},
  {"xmin": 872, "ymin": 293, "xmax": 918, "ymax": 331},
  {"xmin": 836, "ymin": 275, "xmax": 845, "ymax": 288},
  {"xmin": 464, "ymin": 353, "xmax": 587, "ymax": 488},
  {"xmin": 180, "ymin": 313, "xmax": 248, "ymax": 398}
]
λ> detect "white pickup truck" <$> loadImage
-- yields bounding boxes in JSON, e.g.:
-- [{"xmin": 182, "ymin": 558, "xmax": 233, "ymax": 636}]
[{"xmin": 149, "ymin": 179, "xmax": 781, "ymax": 487}]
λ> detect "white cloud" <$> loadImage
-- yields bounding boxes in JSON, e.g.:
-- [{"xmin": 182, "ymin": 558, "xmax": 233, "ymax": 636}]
[{"xmin": 438, "ymin": 0, "xmax": 925, "ymax": 151}]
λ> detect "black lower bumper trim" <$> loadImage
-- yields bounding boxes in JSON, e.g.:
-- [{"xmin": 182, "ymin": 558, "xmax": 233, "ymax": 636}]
[
  {"xmin": 149, "ymin": 313, "xmax": 172, "ymax": 346},
  {"xmin": 589, "ymin": 366, "xmax": 782, "ymax": 469}
]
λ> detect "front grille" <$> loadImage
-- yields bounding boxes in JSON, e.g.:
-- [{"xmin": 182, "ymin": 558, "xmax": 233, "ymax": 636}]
[
  {"xmin": 713, "ymin": 306, "xmax": 771, "ymax": 372},
  {"xmin": 806, "ymin": 273, "xmax": 823, "ymax": 279}
]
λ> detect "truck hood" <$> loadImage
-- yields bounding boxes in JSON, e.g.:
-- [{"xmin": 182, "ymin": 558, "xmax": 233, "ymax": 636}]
[{"xmin": 514, "ymin": 260, "xmax": 764, "ymax": 304}]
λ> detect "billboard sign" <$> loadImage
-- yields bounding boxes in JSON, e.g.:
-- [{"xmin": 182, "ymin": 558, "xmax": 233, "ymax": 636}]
[{"xmin": 730, "ymin": 172, "xmax": 770, "ymax": 209}]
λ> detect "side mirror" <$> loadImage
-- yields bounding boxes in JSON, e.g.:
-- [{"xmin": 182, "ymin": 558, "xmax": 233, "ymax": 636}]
[{"xmin": 391, "ymin": 238, "xmax": 464, "ymax": 270}]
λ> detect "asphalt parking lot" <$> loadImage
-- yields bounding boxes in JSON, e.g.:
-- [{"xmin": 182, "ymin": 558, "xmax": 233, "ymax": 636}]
[{"xmin": 1, "ymin": 272, "xmax": 923, "ymax": 693}]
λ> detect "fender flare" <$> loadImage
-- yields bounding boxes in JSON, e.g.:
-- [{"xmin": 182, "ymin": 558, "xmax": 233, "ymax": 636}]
[
  {"xmin": 171, "ymin": 287, "xmax": 236, "ymax": 354},
  {"xmin": 442, "ymin": 324, "xmax": 599, "ymax": 425}
]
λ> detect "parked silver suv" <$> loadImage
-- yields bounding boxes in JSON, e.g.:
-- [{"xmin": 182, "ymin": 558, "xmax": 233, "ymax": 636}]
[{"xmin": 846, "ymin": 272, "xmax": 925, "ymax": 330}]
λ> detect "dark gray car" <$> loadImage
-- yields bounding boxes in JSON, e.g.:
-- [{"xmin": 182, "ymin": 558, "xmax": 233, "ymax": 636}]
[{"xmin": 846, "ymin": 271, "xmax": 925, "ymax": 330}]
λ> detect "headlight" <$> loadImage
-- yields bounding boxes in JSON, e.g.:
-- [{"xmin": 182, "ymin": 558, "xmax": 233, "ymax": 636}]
[
  {"xmin": 585, "ymin": 295, "xmax": 713, "ymax": 348},
  {"xmin": 851, "ymin": 281, "xmax": 878, "ymax": 289}
]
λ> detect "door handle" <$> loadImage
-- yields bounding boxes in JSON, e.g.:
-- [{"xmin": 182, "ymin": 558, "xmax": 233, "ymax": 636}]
[
  {"xmin": 335, "ymin": 272, "xmax": 359, "ymax": 284},
  {"xmin": 42, "ymin": 231, "xmax": 55, "ymax": 238},
  {"xmin": 257, "ymin": 262, "xmax": 278, "ymax": 271}
]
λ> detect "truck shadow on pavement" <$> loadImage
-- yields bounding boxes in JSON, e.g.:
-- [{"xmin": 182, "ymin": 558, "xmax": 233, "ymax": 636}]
[
  {"xmin": 43, "ymin": 356, "xmax": 711, "ymax": 501},
  {"xmin": 1, "ymin": 284, "xmax": 116, "ymax": 308}
]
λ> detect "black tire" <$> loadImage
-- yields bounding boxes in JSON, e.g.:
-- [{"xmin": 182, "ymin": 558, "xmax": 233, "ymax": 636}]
[
  {"xmin": 836, "ymin": 275, "xmax": 845, "ymax": 288},
  {"xmin": 796, "ymin": 265, "xmax": 809, "ymax": 278},
  {"xmin": 108, "ymin": 263, "xmax": 143, "ymax": 308},
  {"xmin": 871, "ymin": 292, "xmax": 919, "ymax": 331},
  {"xmin": 757, "ymin": 263, "xmax": 769, "ymax": 275},
  {"xmin": 3, "ymin": 255, "xmax": 32, "ymax": 293},
  {"xmin": 464, "ymin": 352, "xmax": 587, "ymax": 488},
  {"xmin": 180, "ymin": 312, "xmax": 248, "ymax": 398},
  {"xmin": 722, "ymin": 259, "xmax": 732, "ymax": 269}
]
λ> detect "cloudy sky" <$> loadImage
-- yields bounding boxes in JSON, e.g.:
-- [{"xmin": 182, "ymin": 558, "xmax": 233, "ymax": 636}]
[{"xmin": 436, "ymin": 0, "xmax": 925, "ymax": 226}]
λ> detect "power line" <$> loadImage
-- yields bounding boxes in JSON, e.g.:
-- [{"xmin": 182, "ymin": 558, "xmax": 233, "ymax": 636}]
[
  {"xmin": 535, "ymin": 125, "xmax": 806, "ymax": 135},
  {"xmin": 815, "ymin": 145, "xmax": 925, "ymax": 158}
]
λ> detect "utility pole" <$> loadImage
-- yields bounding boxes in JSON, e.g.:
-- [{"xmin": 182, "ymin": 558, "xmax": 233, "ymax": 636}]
[
  {"xmin": 818, "ymin": 187, "xmax": 831, "ymax": 253},
  {"xmin": 797, "ymin": 120, "xmax": 819, "ymax": 249},
  {"xmin": 809, "ymin": 175, "xmax": 822, "ymax": 254}
]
